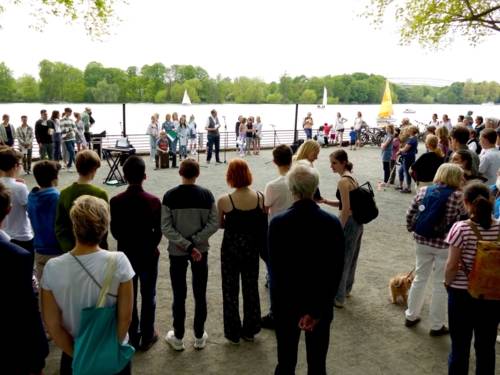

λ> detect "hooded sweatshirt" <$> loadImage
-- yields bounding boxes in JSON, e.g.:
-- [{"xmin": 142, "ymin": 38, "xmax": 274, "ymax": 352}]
[{"xmin": 27, "ymin": 187, "xmax": 61, "ymax": 255}]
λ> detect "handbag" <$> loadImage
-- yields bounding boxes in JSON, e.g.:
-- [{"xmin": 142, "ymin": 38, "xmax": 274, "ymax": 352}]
[{"xmin": 71, "ymin": 253, "xmax": 135, "ymax": 375}]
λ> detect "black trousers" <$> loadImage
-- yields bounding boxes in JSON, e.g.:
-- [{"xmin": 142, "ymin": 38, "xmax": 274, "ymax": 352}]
[
  {"xmin": 60, "ymin": 352, "xmax": 131, "ymax": 375},
  {"xmin": 206, "ymin": 135, "xmax": 220, "ymax": 162},
  {"xmin": 383, "ymin": 161, "xmax": 391, "ymax": 183},
  {"xmin": 169, "ymin": 253, "xmax": 208, "ymax": 339},
  {"xmin": 274, "ymin": 314, "xmax": 333, "ymax": 375}
]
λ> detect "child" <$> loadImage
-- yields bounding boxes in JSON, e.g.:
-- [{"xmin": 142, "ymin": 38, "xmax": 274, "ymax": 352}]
[
  {"xmin": 188, "ymin": 115, "xmax": 197, "ymax": 155},
  {"xmin": 16, "ymin": 115, "xmax": 34, "ymax": 174},
  {"xmin": 177, "ymin": 115, "xmax": 189, "ymax": 160},
  {"xmin": 0, "ymin": 148, "xmax": 34, "ymax": 254},
  {"xmin": 323, "ymin": 123, "xmax": 332, "ymax": 146},
  {"xmin": 55, "ymin": 149, "xmax": 108, "ymax": 252},
  {"xmin": 156, "ymin": 131, "xmax": 171, "ymax": 169},
  {"xmin": 349, "ymin": 127, "xmax": 357, "ymax": 150},
  {"xmin": 28, "ymin": 160, "xmax": 62, "ymax": 281}
]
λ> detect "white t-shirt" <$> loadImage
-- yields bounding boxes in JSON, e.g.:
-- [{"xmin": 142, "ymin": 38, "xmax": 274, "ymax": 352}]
[
  {"xmin": 479, "ymin": 147, "xmax": 500, "ymax": 185},
  {"xmin": 264, "ymin": 175, "xmax": 294, "ymax": 221},
  {"xmin": 354, "ymin": 117, "xmax": 363, "ymax": 131},
  {"xmin": 0, "ymin": 177, "xmax": 33, "ymax": 241},
  {"xmin": 41, "ymin": 250, "xmax": 135, "ymax": 337}
]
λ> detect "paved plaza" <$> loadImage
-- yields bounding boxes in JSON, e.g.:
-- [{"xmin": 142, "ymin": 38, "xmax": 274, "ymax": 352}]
[{"xmin": 32, "ymin": 146, "xmax": 496, "ymax": 374}]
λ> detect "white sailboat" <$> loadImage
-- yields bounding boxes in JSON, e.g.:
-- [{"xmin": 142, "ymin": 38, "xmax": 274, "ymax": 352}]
[
  {"xmin": 317, "ymin": 87, "xmax": 327, "ymax": 108},
  {"xmin": 181, "ymin": 89, "xmax": 191, "ymax": 105}
]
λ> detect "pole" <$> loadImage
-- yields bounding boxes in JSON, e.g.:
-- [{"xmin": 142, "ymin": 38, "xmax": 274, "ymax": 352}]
[
  {"xmin": 122, "ymin": 103, "xmax": 127, "ymax": 136},
  {"xmin": 293, "ymin": 103, "xmax": 299, "ymax": 143}
]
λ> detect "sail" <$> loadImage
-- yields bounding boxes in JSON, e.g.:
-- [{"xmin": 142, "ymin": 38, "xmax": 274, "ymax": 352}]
[
  {"xmin": 378, "ymin": 81, "xmax": 393, "ymax": 118},
  {"xmin": 322, "ymin": 87, "xmax": 327, "ymax": 107},
  {"xmin": 182, "ymin": 89, "xmax": 191, "ymax": 105}
]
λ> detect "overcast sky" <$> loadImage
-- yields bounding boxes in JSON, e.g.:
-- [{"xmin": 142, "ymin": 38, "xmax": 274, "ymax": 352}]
[{"xmin": 1, "ymin": 0, "xmax": 499, "ymax": 84}]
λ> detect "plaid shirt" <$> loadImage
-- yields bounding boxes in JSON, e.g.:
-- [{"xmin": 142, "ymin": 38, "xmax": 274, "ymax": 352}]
[{"xmin": 406, "ymin": 184, "xmax": 466, "ymax": 249}]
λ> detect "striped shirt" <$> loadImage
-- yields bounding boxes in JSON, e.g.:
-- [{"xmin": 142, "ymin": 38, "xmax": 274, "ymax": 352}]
[
  {"xmin": 445, "ymin": 220, "xmax": 500, "ymax": 289},
  {"xmin": 406, "ymin": 184, "xmax": 466, "ymax": 249}
]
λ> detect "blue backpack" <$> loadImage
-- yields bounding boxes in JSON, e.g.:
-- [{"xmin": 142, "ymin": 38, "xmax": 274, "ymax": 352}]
[{"xmin": 414, "ymin": 185, "xmax": 455, "ymax": 238}]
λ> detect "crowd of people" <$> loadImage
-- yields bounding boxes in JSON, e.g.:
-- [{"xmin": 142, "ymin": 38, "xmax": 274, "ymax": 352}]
[{"xmin": 1, "ymin": 106, "xmax": 499, "ymax": 375}]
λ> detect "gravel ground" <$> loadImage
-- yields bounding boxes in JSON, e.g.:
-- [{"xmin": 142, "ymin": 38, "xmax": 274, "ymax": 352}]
[{"xmin": 32, "ymin": 145, "xmax": 497, "ymax": 375}]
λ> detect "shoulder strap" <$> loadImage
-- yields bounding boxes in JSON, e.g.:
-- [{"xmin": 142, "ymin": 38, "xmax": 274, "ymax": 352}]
[
  {"xmin": 256, "ymin": 191, "xmax": 265, "ymax": 210},
  {"xmin": 96, "ymin": 254, "xmax": 117, "ymax": 308},
  {"xmin": 468, "ymin": 220, "xmax": 483, "ymax": 241},
  {"xmin": 71, "ymin": 252, "xmax": 118, "ymax": 300},
  {"xmin": 228, "ymin": 194, "xmax": 236, "ymax": 209},
  {"xmin": 342, "ymin": 174, "xmax": 359, "ymax": 188}
]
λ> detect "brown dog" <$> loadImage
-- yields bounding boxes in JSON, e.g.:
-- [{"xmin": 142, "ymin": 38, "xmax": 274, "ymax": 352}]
[{"xmin": 389, "ymin": 270, "xmax": 415, "ymax": 306}]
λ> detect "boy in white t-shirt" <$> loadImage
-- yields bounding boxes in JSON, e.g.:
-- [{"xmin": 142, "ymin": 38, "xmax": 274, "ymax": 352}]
[
  {"xmin": 0, "ymin": 147, "xmax": 33, "ymax": 255},
  {"xmin": 262, "ymin": 144, "xmax": 294, "ymax": 329}
]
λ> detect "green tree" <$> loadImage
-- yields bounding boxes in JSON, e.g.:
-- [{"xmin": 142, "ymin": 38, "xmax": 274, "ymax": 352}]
[
  {"xmin": 0, "ymin": 62, "xmax": 16, "ymax": 102},
  {"xmin": 39, "ymin": 60, "xmax": 85, "ymax": 102},
  {"xmin": 299, "ymin": 89, "xmax": 317, "ymax": 104},
  {"xmin": 140, "ymin": 63, "xmax": 167, "ymax": 102},
  {"xmin": 266, "ymin": 92, "xmax": 283, "ymax": 104},
  {"xmin": 15, "ymin": 75, "xmax": 39, "ymax": 102},
  {"xmin": 365, "ymin": 0, "xmax": 500, "ymax": 47},
  {"xmin": 91, "ymin": 79, "xmax": 120, "ymax": 102}
]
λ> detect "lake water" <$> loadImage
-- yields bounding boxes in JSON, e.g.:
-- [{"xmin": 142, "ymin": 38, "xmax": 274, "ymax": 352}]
[{"xmin": 1, "ymin": 103, "xmax": 498, "ymax": 136}]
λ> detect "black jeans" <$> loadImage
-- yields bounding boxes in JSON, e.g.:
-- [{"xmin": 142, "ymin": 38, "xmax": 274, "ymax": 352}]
[
  {"xmin": 389, "ymin": 159, "xmax": 397, "ymax": 184},
  {"xmin": 169, "ymin": 253, "xmax": 208, "ymax": 339},
  {"xmin": 206, "ymin": 135, "xmax": 220, "ymax": 162},
  {"xmin": 274, "ymin": 314, "xmax": 333, "ymax": 375},
  {"xmin": 22, "ymin": 149, "xmax": 33, "ymax": 172},
  {"xmin": 11, "ymin": 238, "xmax": 34, "ymax": 267},
  {"xmin": 60, "ymin": 352, "xmax": 131, "ymax": 375},
  {"xmin": 129, "ymin": 256, "xmax": 159, "ymax": 346},
  {"xmin": 382, "ymin": 161, "xmax": 391, "ymax": 183},
  {"xmin": 39, "ymin": 143, "xmax": 53, "ymax": 160}
]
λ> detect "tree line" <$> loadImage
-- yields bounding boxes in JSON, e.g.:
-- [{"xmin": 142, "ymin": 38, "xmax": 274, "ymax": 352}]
[{"xmin": 0, "ymin": 60, "xmax": 498, "ymax": 105}]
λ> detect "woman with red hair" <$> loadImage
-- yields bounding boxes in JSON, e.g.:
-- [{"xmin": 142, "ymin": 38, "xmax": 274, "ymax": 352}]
[{"xmin": 217, "ymin": 158, "xmax": 267, "ymax": 344}]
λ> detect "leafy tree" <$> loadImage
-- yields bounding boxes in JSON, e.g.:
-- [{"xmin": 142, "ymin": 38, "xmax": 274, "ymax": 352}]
[
  {"xmin": 0, "ymin": 62, "xmax": 16, "ymax": 102},
  {"xmin": 39, "ymin": 60, "xmax": 85, "ymax": 102},
  {"xmin": 299, "ymin": 89, "xmax": 317, "ymax": 104},
  {"xmin": 266, "ymin": 92, "xmax": 283, "ymax": 104},
  {"xmin": 91, "ymin": 79, "xmax": 120, "ymax": 102},
  {"xmin": 365, "ymin": 0, "xmax": 500, "ymax": 47},
  {"xmin": 140, "ymin": 63, "xmax": 167, "ymax": 102},
  {"xmin": 15, "ymin": 75, "xmax": 39, "ymax": 102},
  {"xmin": 154, "ymin": 89, "xmax": 168, "ymax": 104}
]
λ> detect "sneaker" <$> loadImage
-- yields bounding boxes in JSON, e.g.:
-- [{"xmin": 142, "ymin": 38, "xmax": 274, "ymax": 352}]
[
  {"xmin": 261, "ymin": 314, "xmax": 275, "ymax": 329},
  {"xmin": 165, "ymin": 330, "xmax": 185, "ymax": 351},
  {"xmin": 404, "ymin": 318, "xmax": 421, "ymax": 328},
  {"xmin": 140, "ymin": 332, "xmax": 159, "ymax": 351},
  {"xmin": 193, "ymin": 331, "xmax": 208, "ymax": 350},
  {"xmin": 216, "ymin": 161, "xmax": 223, "ymax": 164},
  {"xmin": 429, "ymin": 326, "xmax": 449, "ymax": 337}
]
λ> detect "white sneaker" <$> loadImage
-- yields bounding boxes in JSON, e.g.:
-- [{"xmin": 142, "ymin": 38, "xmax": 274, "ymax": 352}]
[
  {"xmin": 165, "ymin": 330, "xmax": 184, "ymax": 351},
  {"xmin": 193, "ymin": 331, "xmax": 208, "ymax": 350}
]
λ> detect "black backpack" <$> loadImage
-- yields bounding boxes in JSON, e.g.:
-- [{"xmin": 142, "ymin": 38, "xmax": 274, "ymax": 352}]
[{"xmin": 347, "ymin": 178, "xmax": 379, "ymax": 224}]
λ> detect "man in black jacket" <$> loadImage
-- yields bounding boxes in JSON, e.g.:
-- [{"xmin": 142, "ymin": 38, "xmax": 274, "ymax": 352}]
[
  {"xmin": 268, "ymin": 163, "xmax": 344, "ymax": 375},
  {"xmin": 34, "ymin": 109, "xmax": 54, "ymax": 160}
]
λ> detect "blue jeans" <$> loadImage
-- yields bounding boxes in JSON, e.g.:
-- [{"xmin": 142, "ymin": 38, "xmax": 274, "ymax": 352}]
[
  {"xmin": 149, "ymin": 135, "xmax": 157, "ymax": 161},
  {"xmin": 206, "ymin": 135, "xmax": 220, "ymax": 162},
  {"xmin": 129, "ymin": 256, "xmax": 159, "ymax": 346},
  {"xmin": 52, "ymin": 133, "xmax": 62, "ymax": 161},
  {"xmin": 336, "ymin": 216, "xmax": 363, "ymax": 304},
  {"xmin": 169, "ymin": 138, "xmax": 178, "ymax": 154},
  {"xmin": 304, "ymin": 128, "xmax": 312, "ymax": 139},
  {"xmin": 64, "ymin": 140, "xmax": 75, "ymax": 168},
  {"xmin": 448, "ymin": 288, "xmax": 500, "ymax": 375},
  {"xmin": 169, "ymin": 253, "xmax": 208, "ymax": 339},
  {"xmin": 398, "ymin": 155, "xmax": 415, "ymax": 188},
  {"xmin": 179, "ymin": 145, "xmax": 187, "ymax": 158}
]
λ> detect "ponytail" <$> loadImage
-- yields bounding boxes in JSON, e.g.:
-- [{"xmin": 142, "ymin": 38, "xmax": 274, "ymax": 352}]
[
  {"xmin": 464, "ymin": 183, "xmax": 493, "ymax": 229},
  {"xmin": 346, "ymin": 161, "xmax": 353, "ymax": 172}
]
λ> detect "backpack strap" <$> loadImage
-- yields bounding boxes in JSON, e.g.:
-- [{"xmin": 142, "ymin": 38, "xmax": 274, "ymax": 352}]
[
  {"xmin": 468, "ymin": 220, "xmax": 483, "ymax": 241},
  {"xmin": 96, "ymin": 253, "xmax": 118, "ymax": 308},
  {"xmin": 71, "ymin": 252, "xmax": 118, "ymax": 300}
]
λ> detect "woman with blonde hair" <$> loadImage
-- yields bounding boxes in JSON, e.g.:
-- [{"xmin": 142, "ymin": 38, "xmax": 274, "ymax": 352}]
[
  {"xmin": 436, "ymin": 126, "xmax": 450, "ymax": 159},
  {"xmin": 410, "ymin": 134, "xmax": 445, "ymax": 187},
  {"xmin": 294, "ymin": 139, "xmax": 320, "ymax": 165},
  {"xmin": 404, "ymin": 163, "xmax": 466, "ymax": 335}
]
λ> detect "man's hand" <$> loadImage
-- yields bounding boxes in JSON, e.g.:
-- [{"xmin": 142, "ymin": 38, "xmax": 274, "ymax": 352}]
[
  {"xmin": 298, "ymin": 314, "xmax": 319, "ymax": 332},
  {"xmin": 191, "ymin": 248, "xmax": 202, "ymax": 262}
]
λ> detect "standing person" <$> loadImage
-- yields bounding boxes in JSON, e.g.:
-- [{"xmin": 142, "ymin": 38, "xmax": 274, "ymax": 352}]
[
  {"xmin": 217, "ymin": 159, "xmax": 267, "ymax": 343},
  {"xmin": 235, "ymin": 115, "xmax": 242, "ymax": 144},
  {"xmin": 238, "ymin": 118, "xmax": 247, "ymax": 157},
  {"xmin": 49, "ymin": 110, "xmax": 62, "ymax": 164},
  {"xmin": 205, "ymin": 109, "xmax": 221, "ymax": 164},
  {"xmin": 389, "ymin": 127, "xmax": 401, "ymax": 185},
  {"xmin": 110, "ymin": 155, "xmax": 162, "ymax": 351},
  {"xmin": 429, "ymin": 113, "xmax": 440, "ymax": 128},
  {"xmin": 73, "ymin": 112, "xmax": 87, "ymax": 152},
  {"xmin": 410, "ymin": 135, "xmax": 445, "ymax": 188},
  {"xmin": 269, "ymin": 163, "xmax": 344, "ymax": 375},
  {"xmin": 479, "ymin": 128, "xmax": 500, "ymax": 185},
  {"xmin": 396, "ymin": 125, "xmax": 419, "ymax": 194},
  {"xmin": 35, "ymin": 109, "xmax": 54, "ymax": 160},
  {"xmin": 0, "ymin": 114, "xmax": 15, "ymax": 146},
  {"xmin": 445, "ymin": 183, "xmax": 500, "ymax": 375},
  {"xmin": 321, "ymin": 150, "xmax": 363, "ymax": 308},
  {"xmin": 254, "ymin": 116, "xmax": 263, "ymax": 155},
  {"xmin": 335, "ymin": 112, "xmax": 347, "ymax": 145},
  {"xmin": 441, "ymin": 114, "xmax": 453, "ymax": 132},
  {"xmin": 0, "ymin": 183, "xmax": 49, "ymax": 375},
  {"xmin": 146, "ymin": 115, "xmax": 159, "ymax": 162},
  {"xmin": 28, "ymin": 161, "xmax": 62, "ymax": 281},
  {"xmin": 55, "ymin": 150, "xmax": 108, "ymax": 252},
  {"xmin": 161, "ymin": 159, "xmax": 218, "ymax": 351},
  {"xmin": 81, "ymin": 107, "xmax": 93, "ymax": 145},
  {"xmin": 450, "ymin": 126, "xmax": 480, "ymax": 175},
  {"xmin": 162, "ymin": 113, "xmax": 178, "ymax": 156},
  {"xmin": 405, "ymin": 163, "xmax": 465, "ymax": 335},
  {"xmin": 349, "ymin": 127, "xmax": 357, "ymax": 150},
  {"xmin": 60, "ymin": 108, "xmax": 77, "ymax": 171},
  {"xmin": 436, "ymin": 126, "xmax": 450, "ymax": 160},
  {"xmin": 353, "ymin": 112, "xmax": 364, "ymax": 149},
  {"xmin": 188, "ymin": 115, "xmax": 197, "ymax": 155},
  {"xmin": 245, "ymin": 116, "xmax": 255, "ymax": 155},
  {"xmin": 156, "ymin": 131, "xmax": 173, "ymax": 169},
  {"xmin": 380, "ymin": 124, "xmax": 394, "ymax": 186},
  {"xmin": 41, "ymin": 195, "xmax": 135, "ymax": 375},
  {"xmin": 294, "ymin": 140, "xmax": 323, "ymax": 201},
  {"xmin": 467, "ymin": 129, "xmax": 481, "ymax": 155},
  {"xmin": 261, "ymin": 144, "xmax": 294, "ymax": 329},
  {"xmin": 16, "ymin": 115, "xmax": 34, "ymax": 174},
  {"xmin": 0, "ymin": 148, "xmax": 34, "ymax": 254},
  {"xmin": 177, "ymin": 115, "xmax": 189, "ymax": 160},
  {"xmin": 474, "ymin": 115, "xmax": 485, "ymax": 135},
  {"xmin": 303, "ymin": 112, "xmax": 313, "ymax": 140}
]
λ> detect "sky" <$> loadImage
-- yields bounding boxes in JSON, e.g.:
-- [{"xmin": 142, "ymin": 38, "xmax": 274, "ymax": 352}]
[{"xmin": 0, "ymin": 0, "xmax": 499, "ymax": 84}]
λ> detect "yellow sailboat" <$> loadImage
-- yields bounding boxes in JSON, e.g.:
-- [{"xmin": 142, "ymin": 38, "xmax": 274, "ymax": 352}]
[{"xmin": 377, "ymin": 81, "xmax": 396, "ymax": 125}]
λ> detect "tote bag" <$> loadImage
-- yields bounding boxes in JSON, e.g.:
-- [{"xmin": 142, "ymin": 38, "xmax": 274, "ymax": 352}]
[{"xmin": 72, "ymin": 254, "xmax": 135, "ymax": 375}]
